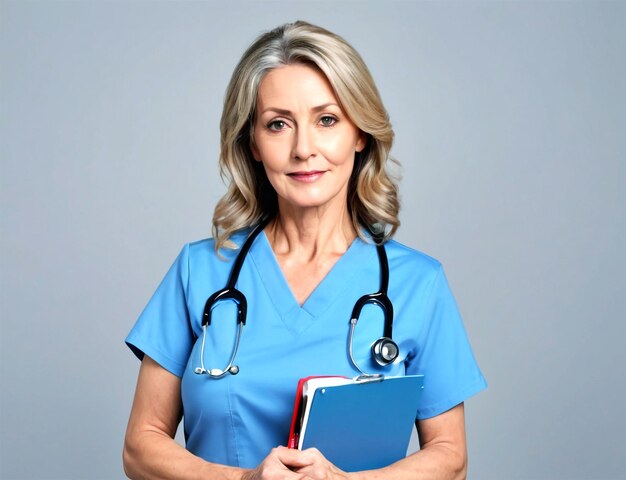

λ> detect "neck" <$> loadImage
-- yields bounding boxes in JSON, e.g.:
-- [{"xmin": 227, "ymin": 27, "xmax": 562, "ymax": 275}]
[{"xmin": 267, "ymin": 205, "xmax": 357, "ymax": 259}]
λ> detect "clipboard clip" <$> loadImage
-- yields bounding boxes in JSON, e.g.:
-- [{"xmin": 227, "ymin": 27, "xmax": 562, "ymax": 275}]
[{"xmin": 353, "ymin": 373, "xmax": 385, "ymax": 384}]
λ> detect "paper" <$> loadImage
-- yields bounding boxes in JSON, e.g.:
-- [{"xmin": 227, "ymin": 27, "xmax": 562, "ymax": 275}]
[{"xmin": 298, "ymin": 377, "xmax": 353, "ymax": 449}]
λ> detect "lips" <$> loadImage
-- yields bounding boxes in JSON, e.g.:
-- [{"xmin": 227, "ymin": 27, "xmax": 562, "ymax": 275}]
[{"xmin": 287, "ymin": 170, "xmax": 326, "ymax": 183}]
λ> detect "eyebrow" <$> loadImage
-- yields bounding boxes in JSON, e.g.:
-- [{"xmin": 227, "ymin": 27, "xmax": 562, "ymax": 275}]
[{"xmin": 259, "ymin": 102, "xmax": 340, "ymax": 116}]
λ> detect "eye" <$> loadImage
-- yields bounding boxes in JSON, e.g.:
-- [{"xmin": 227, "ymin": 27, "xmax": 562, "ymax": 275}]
[
  {"xmin": 267, "ymin": 120, "xmax": 287, "ymax": 132},
  {"xmin": 319, "ymin": 115, "xmax": 337, "ymax": 127}
]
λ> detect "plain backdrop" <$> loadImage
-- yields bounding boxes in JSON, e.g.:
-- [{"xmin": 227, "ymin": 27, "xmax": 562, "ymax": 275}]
[{"xmin": 1, "ymin": 1, "xmax": 624, "ymax": 479}]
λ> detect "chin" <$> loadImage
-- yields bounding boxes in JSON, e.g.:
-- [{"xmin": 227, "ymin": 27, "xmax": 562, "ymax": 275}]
[{"xmin": 279, "ymin": 195, "xmax": 347, "ymax": 213}]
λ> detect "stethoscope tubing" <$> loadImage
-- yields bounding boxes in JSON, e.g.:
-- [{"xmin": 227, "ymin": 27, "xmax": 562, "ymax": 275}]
[{"xmin": 195, "ymin": 218, "xmax": 398, "ymax": 378}]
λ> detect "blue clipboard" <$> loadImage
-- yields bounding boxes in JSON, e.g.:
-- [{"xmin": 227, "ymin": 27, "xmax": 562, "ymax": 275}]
[{"xmin": 300, "ymin": 375, "xmax": 424, "ymax": 472}]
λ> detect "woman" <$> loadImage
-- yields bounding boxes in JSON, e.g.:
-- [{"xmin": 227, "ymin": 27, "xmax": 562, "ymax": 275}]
[{"xmin": 124, "ymin": 21, "xmax": 486, "ymax": 480}]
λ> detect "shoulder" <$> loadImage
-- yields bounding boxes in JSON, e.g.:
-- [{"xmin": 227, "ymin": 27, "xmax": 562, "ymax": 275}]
[
  {"xmin": 384, "ymin": 238, "xmax": 443, "ymax": 275},
  {"xmin": 165, "ymin": 230, "xmax": 253, "ymax": 294},
  {"xmin": 380, "ymin": 238, "xmax": 448, "ymax": 299},
  {"xmin": 184, "ymin": 229, "xmax": 250, "ymax": 262},
  {"xmin": 178, "ymin": 229, "xmax": 255, "ymax": 283}
]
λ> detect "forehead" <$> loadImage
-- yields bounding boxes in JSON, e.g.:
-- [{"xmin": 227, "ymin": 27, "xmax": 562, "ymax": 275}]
[{"xmin": 256, "ymin": 63, "xmax": 338, "ymax": 110}]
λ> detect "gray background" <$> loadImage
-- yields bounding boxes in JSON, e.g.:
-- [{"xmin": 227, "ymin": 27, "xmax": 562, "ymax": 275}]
[{"xmin": 1, "ymin": 0, "xmax": 624, "ymax": 479}]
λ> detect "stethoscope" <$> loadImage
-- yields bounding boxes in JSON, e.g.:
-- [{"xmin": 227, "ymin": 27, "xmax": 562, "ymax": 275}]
[{"xmin": 194, "ymin": 218, "xmax": 399, "ymax": 379}]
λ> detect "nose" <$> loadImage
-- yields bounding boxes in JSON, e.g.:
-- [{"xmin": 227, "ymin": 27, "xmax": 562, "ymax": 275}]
[{"xmin": 292, "ymin": 126, "xmax": 315, "ymax": 161}]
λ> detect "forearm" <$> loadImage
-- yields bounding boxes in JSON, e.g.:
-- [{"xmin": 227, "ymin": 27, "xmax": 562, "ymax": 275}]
[
  {"xmin": 123, "ymin": 429, "xmax": 249, "ymax": 480},
  {"xmin": 350, "ymin": 444, "xmax": 466, "ymax": 480}
]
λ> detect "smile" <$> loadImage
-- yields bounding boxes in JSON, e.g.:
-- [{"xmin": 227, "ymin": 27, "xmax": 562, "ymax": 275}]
[{"xmin": 287, "ymin": 170, "xmax": 326, "ymax": 183}]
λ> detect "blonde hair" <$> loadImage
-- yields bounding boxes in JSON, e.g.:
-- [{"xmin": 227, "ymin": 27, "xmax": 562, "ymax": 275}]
[{"xmin": 213, "ymin": 21, "xmax": 399, "ymax": 250}]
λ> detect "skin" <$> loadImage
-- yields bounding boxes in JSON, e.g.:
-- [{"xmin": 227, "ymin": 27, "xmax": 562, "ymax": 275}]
[
  {"xmin": 250, "ymin": 64, "xmax": 366, "ymax": 305},
  {"xmin": 123, "ymin": 64, "xmax": 468, "ymax": 480}
]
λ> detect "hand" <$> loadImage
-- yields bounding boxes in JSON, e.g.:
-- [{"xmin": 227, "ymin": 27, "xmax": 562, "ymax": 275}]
[
  {"xmin": 293, "ymin": 448, "xmax": 350, "ymax": 480},
  {"xmin": 241, "ymin": 446, "xmax": 315, "ymax": 480}
]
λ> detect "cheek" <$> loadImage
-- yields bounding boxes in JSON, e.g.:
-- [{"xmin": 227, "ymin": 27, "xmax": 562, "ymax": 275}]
[
  {"xmin": 320, "ymin": 135, "xmax": 359, "ymax": 164},
  {"xmin": 258, "ymin": 144, "xmax": 288, "ymax": 170},
  {"xmin": 254, "ymin": 128, "xmax": 292, "ymax": 159}
]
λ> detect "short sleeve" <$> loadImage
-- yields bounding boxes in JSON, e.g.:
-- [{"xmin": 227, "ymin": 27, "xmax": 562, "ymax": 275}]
[
  {"xmin": 125, "ymin": 244, "xmax": 194, "ymax": 378},
  {"xmin": 406, "ymin": 265, "xmax": 487, "ymax": 419}
]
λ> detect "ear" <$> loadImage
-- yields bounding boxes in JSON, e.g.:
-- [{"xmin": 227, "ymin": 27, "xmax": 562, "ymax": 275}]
[{"xmin": 355, "ymin": 130, "xmax": 367, "ymax": 153}]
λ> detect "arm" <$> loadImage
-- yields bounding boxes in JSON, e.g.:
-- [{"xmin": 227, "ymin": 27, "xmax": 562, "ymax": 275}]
[
  {"xmin": 123, "ymin": 355, "xmax": 248, "ymax": 480},
  {"xmin": 124, "ymin": 356, "xmax": 316, "ymax": 480},
  {"xmin": 292, "ymin": 403, "xmax": 467, "ymax": 480},
  {"xmin": 371, "ymin": 402, "xmax": 467, "ymax": 480}
]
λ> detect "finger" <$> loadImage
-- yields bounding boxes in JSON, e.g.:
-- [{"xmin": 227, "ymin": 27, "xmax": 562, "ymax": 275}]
[
  {"xmin": 292, "ymin": 450, "xmax": 327, "ymax": 480},
  {"xmin": 300, "ymin": 447, "xmax": 324, "ymax": 459},
  {"xmin": 296, "ymin": 449, "xmax": 347, "ymax": 478},
  {"xmin": 272, "ymin": 446, "xmax": 315, "ymax": 469},
  {"xmin": 299, "ymin": 447, "xmax": 333, "ymax": 466},
  {"xmin": 294, "ymin": 465, "xmax": 333, "ymax": 480},
  {"xmin": 248, "ymin": 462, "xmax": 310, "ymax": 480}
]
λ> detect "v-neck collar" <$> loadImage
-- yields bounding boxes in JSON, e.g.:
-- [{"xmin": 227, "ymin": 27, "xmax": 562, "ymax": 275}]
[{"xmin": 248, "ymin": 231, "xmax": 376, "ymax": 333}]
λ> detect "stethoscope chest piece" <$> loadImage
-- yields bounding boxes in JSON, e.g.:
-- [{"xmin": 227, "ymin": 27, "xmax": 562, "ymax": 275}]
[{"xmin": 371, "ymin": 337, "xmax": 399, "ymax": 365}]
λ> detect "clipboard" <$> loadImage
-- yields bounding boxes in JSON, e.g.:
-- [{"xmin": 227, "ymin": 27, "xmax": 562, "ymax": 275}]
[{"xmin": 288, "ymin": 375, "xmax": 424, "ymax": 472}]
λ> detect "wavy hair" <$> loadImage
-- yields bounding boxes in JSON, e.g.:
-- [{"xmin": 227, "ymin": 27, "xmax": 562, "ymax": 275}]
[{"xmin": 213, "ymin": 21, "xmax": 400, "ymax": 250}]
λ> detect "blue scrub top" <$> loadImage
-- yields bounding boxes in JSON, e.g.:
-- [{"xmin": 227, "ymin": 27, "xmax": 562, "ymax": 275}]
[{"xmin": 126, "ymin": 230, "xmax": 486, "ymax": 469}]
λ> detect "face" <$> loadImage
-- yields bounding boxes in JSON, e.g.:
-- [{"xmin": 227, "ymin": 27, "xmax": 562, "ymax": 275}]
[{"xmin": 250, "ymin": 63, "xmax": 365, "ymax": 215}]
